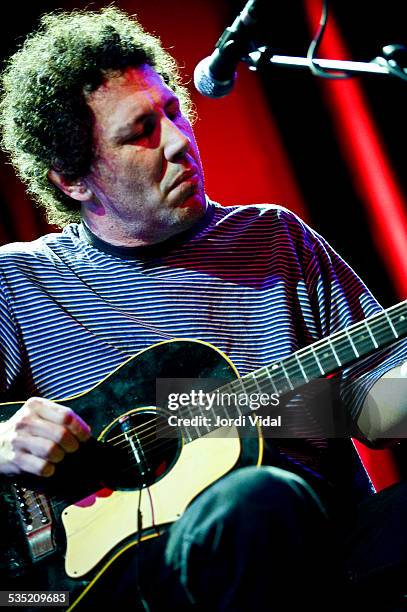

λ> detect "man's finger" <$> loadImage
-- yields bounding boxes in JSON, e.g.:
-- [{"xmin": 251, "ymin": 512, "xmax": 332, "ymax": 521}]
[
  {"xmin": 15, "ymin": 450, "xmax": 56, "ymax": 478},
  {"xmin": 14, "ymin": 433, "xmax": 66, "ymax": 464},
  {"xmin": 23, "ymin": 417, "xmax": 81, "ymax": 453},
  {"xmin": 27, "ymin": 398, "xmax": 91, "ymax": 442}
]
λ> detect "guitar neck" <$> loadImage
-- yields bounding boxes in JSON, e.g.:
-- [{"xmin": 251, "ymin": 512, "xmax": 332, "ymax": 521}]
[
  {"xmin": 243, "ymin": 299, "xmax": 407, "ymax": 396},
  {"xmin": 182, "ymin": 300, "xmax": 407, "ymax": 441}
]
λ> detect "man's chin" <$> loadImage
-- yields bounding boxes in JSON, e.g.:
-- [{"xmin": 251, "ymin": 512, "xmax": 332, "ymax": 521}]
[
  {"xmin": 169, "ymin": 189, "xmax": 206, "ymax": 216},
  {"xmin": 161, "ymin": 194, "xmax": 205, "ymax": 235}
]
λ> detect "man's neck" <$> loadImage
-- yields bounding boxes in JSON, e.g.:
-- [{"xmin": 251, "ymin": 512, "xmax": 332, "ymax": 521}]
[
  {"xmin": 80, "ymin": 200, "xmax": 213, "ymax": 258},
  {"xmin": 80, "ymin": 200, "xmax": 208, "ymax": 248}
]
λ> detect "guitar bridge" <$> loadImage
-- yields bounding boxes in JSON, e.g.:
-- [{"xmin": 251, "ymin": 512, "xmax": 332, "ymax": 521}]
[{"xmin": 12, "ymin": 483, "xmax": 56, "ymax": 562}]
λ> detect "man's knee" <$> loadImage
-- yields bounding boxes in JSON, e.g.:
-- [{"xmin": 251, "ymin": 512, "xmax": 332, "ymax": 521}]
[
  {"xmin": 168, "ymin": 465, "xmax": 327, "ymax": 552},
  {"xmin": 205, "ymin": 465, "xmax": 326, "ymax": 516},
  {"xmin": 190, "ymin": 466, "xmax": 326, "ymax": 525},
  {"xmin": 163, "ymin": 466, "xmax": 332, "ymax": 608}
]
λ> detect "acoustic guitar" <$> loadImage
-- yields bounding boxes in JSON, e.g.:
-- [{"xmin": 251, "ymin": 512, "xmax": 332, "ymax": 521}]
[{"xmin": 0, "ymin": 300, "xmax": 406, "ymax": 610}]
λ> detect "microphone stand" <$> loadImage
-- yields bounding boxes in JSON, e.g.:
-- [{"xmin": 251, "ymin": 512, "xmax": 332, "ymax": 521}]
[{"xmin": 246, "ymin": 45, "xmax": 407, "ymax": 81}]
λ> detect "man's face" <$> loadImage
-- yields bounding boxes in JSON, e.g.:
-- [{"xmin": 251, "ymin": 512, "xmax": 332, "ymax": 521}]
[{"xmin": 83, "ymin": 64, "xmax": 206, "ymax": 244}]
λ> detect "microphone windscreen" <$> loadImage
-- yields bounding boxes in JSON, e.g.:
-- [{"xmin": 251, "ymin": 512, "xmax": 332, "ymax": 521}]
[{"xmin": 193, "ymin": 57, "xmax": 235, "ymax": 99}]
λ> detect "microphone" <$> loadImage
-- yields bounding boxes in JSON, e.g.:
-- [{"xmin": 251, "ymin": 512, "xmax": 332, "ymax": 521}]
[{"xmin": 194, "ymin": 0, "xmax": 264, "ymax": 98}]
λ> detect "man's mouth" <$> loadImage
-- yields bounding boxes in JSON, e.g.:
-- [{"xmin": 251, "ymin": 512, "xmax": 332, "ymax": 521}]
[{"xmin": 169, "ymin": 169, "xmax": 199, "ymax": 192}]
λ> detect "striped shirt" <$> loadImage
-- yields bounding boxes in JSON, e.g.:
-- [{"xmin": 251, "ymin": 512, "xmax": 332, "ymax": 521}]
[{"xmin": 1, "ymin": 201, "xmax": 406, "ymax": 495}]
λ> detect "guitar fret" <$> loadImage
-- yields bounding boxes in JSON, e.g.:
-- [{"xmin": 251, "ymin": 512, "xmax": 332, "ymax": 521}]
[
  {"xmin": 268, "ymin": 363, "xmax": 291, "ymax": 395},
  {"xmin": 243, "ymin": 378, "xmax": 257, "ymax": 394},
  {"xmin": 252, "ymin": 369, "xmax": 277, "ymax": 396},
  {"xmin": 235, "ymin": 377, "xmax": 244, "ymax": 391},
  {"xmin": 364, "ymin": 320, "xmax": 378, "ymax": 348},
  {"xmin": 280, "ymin": 361, "xmax": 294, "ymax": 390},
  {"xmin": 196, "ymin": 404, "xmax": 208, "ymax": 437},
  {"xmin": 222, "ymin": 402, "xmax": 232, "ymax": 419},
  {"xmin": 231, "ymin": 378, "xmax": 246, "ymax": 416},
  {"xmin": 188, "ymin": 404, "xmax": 200, "ymax": 439},
  {"xmin": 252, "ymin": 372, "xmax": 264, "ymax": 393},
  {"xmin": 267, "ymin": 364, "xmax": 281, "ymax": 395},
  {"xmin": 194, "ymin": 414, "xmax": 211, "ymax": 436},
  {"xmin": 234, "ymin": 401, "xmax": 243, "ymax": 417},
  {"xmin": 234, "ymin": 377, "xmax": 246, "ymax": 395},
  {"xmin": 268, "ymin": 373, "xmax": 279, "ymax": 395},
  {"xmin": 183, "ymin": 428, "xmax": 192, "ymax": 443},
  {"xmin": 313, "ymin": 340, "xmax": 343, "ymax": 374},
  {"xmin": 213, "ymin": 386, "xmax": 232, "ymax": 419},
  {"xmin": 294, "ymin": 352, "xmax": 309, "ymax": 382},
  {"xmin": 384, "ymin": 310, "xmax": 399, "ymax": 338},
  {"xmin": 389, "ymin": 305, "xmax": 407, "ymax": 337},
  {"xmin": 345, "ymin": 328, "xmax": 359, "ymax": 358},
  {"xmin": 327, "ymin": 338, "xmax": 342, "ymax": 367},
  {"xmin": 310, "ymin": 345, "xmax": 325, "ymax": 375}
]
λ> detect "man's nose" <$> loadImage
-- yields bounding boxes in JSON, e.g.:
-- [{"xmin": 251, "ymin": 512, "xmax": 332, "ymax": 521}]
[{"xmin": 161, "ymin": 117, "xmax": 190, "ymax": 161}]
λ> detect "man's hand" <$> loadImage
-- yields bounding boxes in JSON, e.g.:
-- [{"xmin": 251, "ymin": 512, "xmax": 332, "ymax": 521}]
[{"xmin": 0, "ymin": 397, "xmax": 91, "ymax": 477}]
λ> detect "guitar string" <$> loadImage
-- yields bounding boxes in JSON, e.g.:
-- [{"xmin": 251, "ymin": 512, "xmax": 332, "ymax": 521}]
[
  {"xmin": 93, "ymin": 377, "xmax": 272, "ymax": 452},
  {"xmin": 11, "ymin": 352, "xmax": 347, "ymax": 523},
  {"xmin": 23, "ymin": 395, "xmax": 244, "ymax": 522},
  {"xmin": 11, "ymin": 304, "xmax": 407, "ymax": 484},
  {"xmin": 98, "ymin": 384, "xmax": 267, "ymax": 447},
  {"xmin": 21, "ymin": 407, "xmax": 239, "ymax": 531},
  {"xmin": 16, "ymin": 308, "xmax": 407, "ymax": 522},
  {"xmin": 79, "ymin": 309, "xmax": 407, "ymax": 447},
  {"xmin": 19, "ymin": 435, "xmax": 179, "ymax": 522},
  {"xmin": 23, "ymin": 327, "xmax": 359, "ymax": 523},
  {"xmin": 21, "ymin": 390, "xmax": 264, "ymax": 521},
  {"xmin": 24, "ymin": 419, "xmax": 241, "ymax": 524},
  {"xmin": 22, "ymin": 384, "xmax": 256, "ymax": 521},
  {"xmin": 28, "ymin": 304, "xmax": 398, "ymax": 457}
]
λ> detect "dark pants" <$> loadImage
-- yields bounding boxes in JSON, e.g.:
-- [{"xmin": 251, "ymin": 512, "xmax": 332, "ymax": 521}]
[
  {"xmin": 339, "ymin": 478, "xmax": 407, "ymax": 610},
  {"xmin": 85, "ymin": 465, "xmax": 382, "ymax": 611}
]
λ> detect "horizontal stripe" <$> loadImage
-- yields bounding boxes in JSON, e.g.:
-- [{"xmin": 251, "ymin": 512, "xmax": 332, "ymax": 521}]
[{"xmin": 1, "ymin": 201, "xmax": 405, "ymax": 494}]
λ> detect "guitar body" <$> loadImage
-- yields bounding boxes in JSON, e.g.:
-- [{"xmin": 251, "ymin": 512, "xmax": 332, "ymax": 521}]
[{"xmin": 0, "ymin": 339, "xmax": 262, "ymax": 610}]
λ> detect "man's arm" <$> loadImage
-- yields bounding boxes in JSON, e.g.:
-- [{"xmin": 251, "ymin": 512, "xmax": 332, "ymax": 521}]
[
  {"xmin": 357, "ymin": 362, "xmax": 407, "ymax": 444},
  {"xmin": 291, "ymin": 216, "xmax": 407, "ymax": 447}
]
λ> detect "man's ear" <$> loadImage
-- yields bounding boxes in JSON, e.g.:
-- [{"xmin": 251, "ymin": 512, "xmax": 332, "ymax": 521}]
[{"xmin": 48, "ymin": 169, "xmax": 93, "ymax": 202}]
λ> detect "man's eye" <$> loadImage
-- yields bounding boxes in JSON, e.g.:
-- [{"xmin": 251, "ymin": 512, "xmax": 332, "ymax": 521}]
[
  {"xmin": 124, "ymin": 133, "xmax": 143, "ymax": 143},
  {"xmin": 125, "ymin": 120, "xmax": 155, "ymax": 143}
]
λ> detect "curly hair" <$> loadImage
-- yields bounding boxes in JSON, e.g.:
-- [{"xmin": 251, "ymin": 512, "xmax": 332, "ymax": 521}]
[{"xmin": 0, "ymin": 7, "xmax": 194, "ymax": 227}]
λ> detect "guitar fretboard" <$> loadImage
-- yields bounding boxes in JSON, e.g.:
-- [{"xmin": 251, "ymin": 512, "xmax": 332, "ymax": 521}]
[{"xmin": 178, "ymin": 300, "xmax": 407, "ymax": 442}]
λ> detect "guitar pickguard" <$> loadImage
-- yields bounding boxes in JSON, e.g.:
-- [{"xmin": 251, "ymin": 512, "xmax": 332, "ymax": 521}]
[{"xmin": 62, "ymin": 425, "xmax": 241, "ymax": 577}]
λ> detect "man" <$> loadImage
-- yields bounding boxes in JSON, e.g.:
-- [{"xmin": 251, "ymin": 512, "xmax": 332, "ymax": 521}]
[{"xmin": 0, "ymin": 7, "xmax": 406, "ymax": 611}]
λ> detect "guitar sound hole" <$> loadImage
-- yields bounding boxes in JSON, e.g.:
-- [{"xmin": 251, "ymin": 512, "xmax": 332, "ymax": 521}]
[{"xmin": 102, "ymin": 409, "xmax": 181, "ymax": 490}]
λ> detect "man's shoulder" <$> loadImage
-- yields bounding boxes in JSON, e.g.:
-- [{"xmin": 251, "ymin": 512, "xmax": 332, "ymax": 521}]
[
  {"xmin": 0, "ymin": 225, "xmax": 78, "ymax": 267},
  {"xmin": 215, "ymin": 202, "xmax": 296, "ymax": 216},
  {"xmin": 212, "ymin": 202, "xmax": 312, "ymax": 235},
  {"xmin": 0, "ymin": 234, "xmax": 55, "ymax": 263}
]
